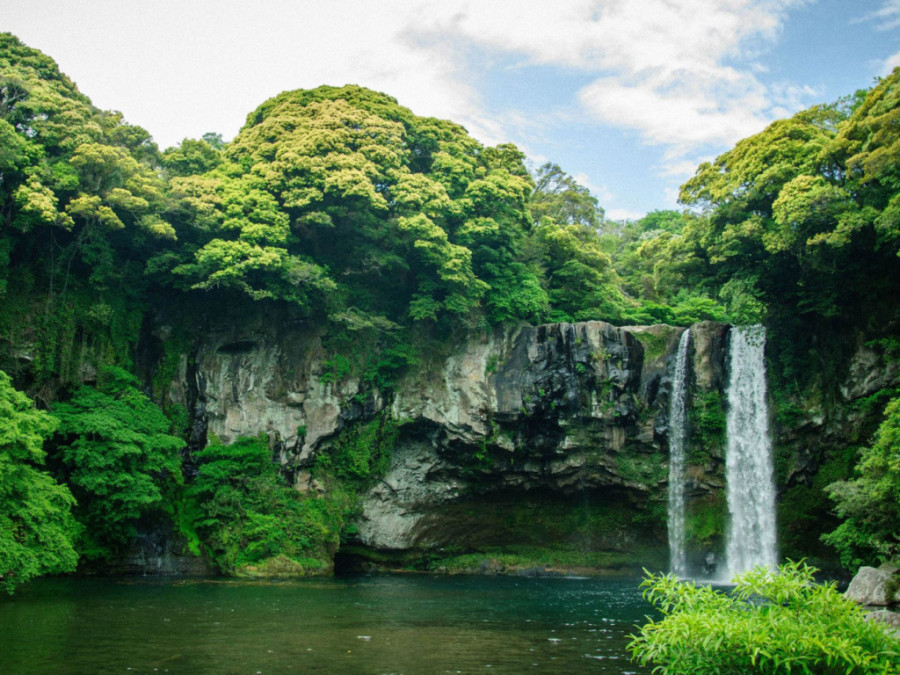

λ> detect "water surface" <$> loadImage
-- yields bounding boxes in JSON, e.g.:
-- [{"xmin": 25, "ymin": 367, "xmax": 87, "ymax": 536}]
[{"xmin": 0, "ymin": 574, "xmax": 653, "ymax": 674}]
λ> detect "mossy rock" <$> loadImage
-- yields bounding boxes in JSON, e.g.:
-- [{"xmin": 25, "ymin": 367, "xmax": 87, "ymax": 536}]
[{"xmin": 236, "ymin": 554, "xmax": 331, "ymax": 578}]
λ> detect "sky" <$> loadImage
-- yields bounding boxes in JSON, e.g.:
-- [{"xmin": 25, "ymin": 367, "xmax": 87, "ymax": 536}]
[{"xmin": 2, "ymin": 1, "xmax": 899, "ymax": 220}]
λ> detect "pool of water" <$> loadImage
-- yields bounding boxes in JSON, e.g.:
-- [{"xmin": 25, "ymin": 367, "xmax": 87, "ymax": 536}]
[{"xmin": 0, "ymin": 574, "xmax": 655, "ymax": 674}]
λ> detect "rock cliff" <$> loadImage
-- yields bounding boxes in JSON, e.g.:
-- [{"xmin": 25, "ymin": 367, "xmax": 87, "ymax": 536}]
[{"xmin": 165, "ymin": 314, "xmax": 732, "ymax": 569}]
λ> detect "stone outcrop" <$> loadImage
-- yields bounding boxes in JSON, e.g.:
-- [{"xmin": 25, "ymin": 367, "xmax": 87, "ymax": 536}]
[
  {"xmin": 167, "ymin": 314, "xmax": 731, "ymax": 559},
  {"xmin": 846, "ymin": 566, "xmax": 898, "ymax": 607}
]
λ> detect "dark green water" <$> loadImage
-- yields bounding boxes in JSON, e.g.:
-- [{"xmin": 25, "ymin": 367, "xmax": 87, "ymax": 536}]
[{"xmin": 0, "ymin": 574, "xmax": 654, "ymax": 674}]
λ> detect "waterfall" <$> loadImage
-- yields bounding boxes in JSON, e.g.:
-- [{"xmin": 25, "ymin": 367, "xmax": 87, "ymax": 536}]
[
  {"xmin": 667, "ymin": 328, "xmax": 691, "ymax": 577},
  {"xmin": 724, "ymin": 325, "xmax": 778, "ymax": 577}
]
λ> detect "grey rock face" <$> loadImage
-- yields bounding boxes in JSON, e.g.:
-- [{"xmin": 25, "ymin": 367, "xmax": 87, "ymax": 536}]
[
  {"xmin": 170, "ymin": 316, "xmax": 730, "ymax": 553},
  {"xmin": 354, "ymin": 439, "xmax": 464, "ymax": 549},
  {"xmin": 846, "ymin": 566, "xmax": 897, "ymax": 606},
  {"xmin": 689, "ymin": 321, "xmax": 729, "ymax": 392}
]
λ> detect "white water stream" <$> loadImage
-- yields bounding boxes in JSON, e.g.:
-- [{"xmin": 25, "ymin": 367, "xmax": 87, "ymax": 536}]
[
  {"xmin": 724, "ymin": 325, "xmax": 778, "ymax": 577},
  {"xmin": 667, "ymin": 329, "xmax": 691, "ymax": 577}
]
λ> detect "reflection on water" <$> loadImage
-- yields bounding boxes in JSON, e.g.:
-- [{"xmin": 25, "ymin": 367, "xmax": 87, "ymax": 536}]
[{"xmin": 0, "ymin": 574, "xmax": 654, "ymax": 673}]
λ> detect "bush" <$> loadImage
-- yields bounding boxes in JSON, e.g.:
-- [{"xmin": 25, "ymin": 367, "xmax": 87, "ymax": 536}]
[
  {"xmin": 51, "ymin": 367, "xmax": 184, "ymax": 559},
  {"xmin": 824, "ymin": 396, "xmax": 900, "ymax": 569},
  {"xmin": 629, "ymin": 560, "xmax": 899, "ymax": 674},
  {"xmin": 0, "ymin": 371, "xmax": 78, "ymax": 593},
  {"xmin": 313, "ymin": 414, "xmax": 397, "ymax": 486},
  {"xmin": 188, "ymin": 434, "xmax": 344, "ymax": 574}
]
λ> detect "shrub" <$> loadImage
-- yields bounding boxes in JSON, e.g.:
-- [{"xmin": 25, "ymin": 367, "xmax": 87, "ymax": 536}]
[
  {"xmin": 629, "ymin": 560, "xmax": 900, "ymax": 674},
  {"xmin": 0, "ymin": 371, "xmax": 78, "ymax": 593},
  {"xmin": 51, "ymin": 367, "xmax": 184, "ymax": 559},
  {"xmin": 188, "ymin": 434, "xmax": 344, "ymax": 573}
]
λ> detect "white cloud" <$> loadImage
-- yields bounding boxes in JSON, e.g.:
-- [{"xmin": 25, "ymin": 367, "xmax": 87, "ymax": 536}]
[
  {"xmin": 400, "ymin": 0, "xmax": 813, "ymax": 163},
  {"xmin": 854, "ymin": 0, "xmax": 900, "ymax": 30},
  {"xmin": 571, "ymin": 1, "xmax": 810, "ymax": 159},
  {"xmin": 853, "ymin": 2, "xmax": 900, "ymax": 76},
  {"xmin": 661, "ymin": 160, "xmax": 707, "ymax": 180},
  {"xmin": 884, "ymin": 50, "xmax": 900, "ymax": 73},
  {"xmin": 605, "ymin": 207, "xmax": 647, "ymax": 222},
  {"xmin": 3, "ymin": 0, "xmax": 815, "ymax": 194}
]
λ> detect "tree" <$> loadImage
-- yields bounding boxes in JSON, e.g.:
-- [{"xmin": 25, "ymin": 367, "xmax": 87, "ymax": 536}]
[
  {"xmin": 629, "ymin": 561, "xmax": 900, "ymax": 674},
  {"xmin": 530, "ymin": 162, "xmax": 604, "ymax": 229},
  {"xmin": 535, "ymin": 218, "xmax": 635, "ymax": 323},
  {"xmin": 170, "ymin": 84, "xmax": 543, "ymax": 326},
  {"xmin": 675, "ymin": 74, "xmax": 900, "ymax": 387},
  {"xmin": 162, "ymin": 136, "xmax": 223, "ymax": 177},
  {"xmin": 0, "ymin": 33, "xmax": 178, "ymax": 389},
  {"xmin": 51, "ymin": 367, "xmax": 184, "ymax": 559},
  {"xmin": 0, "ymin": 370, "xmax": 78, "ymax": 593},
  {"xmin": 608, "ymin": 210, "xmax": 724, "ymax": 322},
  {"xmin": 824, "ymin": 395, "xmax": 900, "ymax": 570}
]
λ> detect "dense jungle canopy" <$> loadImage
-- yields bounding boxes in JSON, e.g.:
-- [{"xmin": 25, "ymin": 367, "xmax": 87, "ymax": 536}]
[{"xmin": 2, "ymin": 32, "xmax": 900, "ymax": 592}]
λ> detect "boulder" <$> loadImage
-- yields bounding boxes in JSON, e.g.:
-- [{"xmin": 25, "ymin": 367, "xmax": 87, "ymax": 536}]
[
  {"xmin": 864, "ymin": 609, "xmax": 900, "ymax": 638},
  {"xmin": 846, "ymin": 566, "xmax": 897, "ymax": 606}
]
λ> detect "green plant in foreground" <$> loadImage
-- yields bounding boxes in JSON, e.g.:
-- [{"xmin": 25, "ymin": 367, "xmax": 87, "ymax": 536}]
[{"xmin": 629, "ymin": 560, "xmax": 899, "ymax": 674}]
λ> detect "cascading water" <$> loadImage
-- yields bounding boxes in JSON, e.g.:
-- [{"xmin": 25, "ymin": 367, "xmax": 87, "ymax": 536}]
[
  {"xmin": 667, "ymin": 328, "xmax": 691, "ymax": 577},
  {"xmin": 724, "ymin": 325, "xmax": 778, "ymax": 577}
]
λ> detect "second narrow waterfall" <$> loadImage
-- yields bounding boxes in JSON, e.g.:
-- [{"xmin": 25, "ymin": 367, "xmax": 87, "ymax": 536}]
[
  {"xmin": 724, "ymin": 325, "xmax": 778, "ymax": 577},
  {"xmin": 667, "ymin": 328, "xmax": 691, "ymax": 577}
]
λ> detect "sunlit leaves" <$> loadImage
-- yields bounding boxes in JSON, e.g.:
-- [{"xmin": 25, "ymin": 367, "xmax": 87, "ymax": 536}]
[
  {"xmin": 769, "ymin": 175, "xmax": 849, "ymax": 252},
  {"xmin": 171, "ymin": 84, "xmax": 541, "ymax": 324},
  {"xmin": 530, "ymin": 162, "xmax": 604, "ymax": 229},
  {"xmin": 629, "ymin": 561, "xmax": 900, "ymax": 674},
  {"xmin": 162, "ymin": 136, "xmax": 222, "ymax": 177},
  {"xmin": 676, "ymin": 70, "xmax": 900, "ymax": 326},
  {"xmin": 680, "ymin": 114, "xmax": 833, "ymax": 214},
  {"xmin": 13, "ymin": 173, "xmax": 72, "ymax": 230},
  {"xmin": 67, "ymin": 142, "xmax": 174, "ymax": 236},
  {"xmin": 535, "ymin": 220, "xmax": 634, "ymax": 322}
]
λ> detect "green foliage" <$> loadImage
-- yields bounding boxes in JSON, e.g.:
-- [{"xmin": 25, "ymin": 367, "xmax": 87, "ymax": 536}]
[
  {"xmin": 615, "ymin": 452, "xmax": 667, "ymax": 486},
  {"xmin": 603, "ymin": 210, "xmax": 727, "ymax": 325},
  {"xmin": 629, "ymin": 561, "xmax": 900, "ymax": 674},
  {"xmin": 0, "ymin": 371, "xmax": 78, "ymax": 593},
  {"xmin": 534, "ymin": 217, "xmax": 636, "ymax": 323},
  {"xmin": 684, "ymin": 494, "xmax": 726, "ymax": 550},
  {"xmin": 313, "ymin": 414, "xmax": 397, "ymax": 486},
  {"xmin": 161, "ymin": 136, "xmax": 222, "ymax": 177},
  {"xmin": 50, "ymin": 367, "xmax": 184, "ymax": 559},
  {"xmin": 320, "ymin": 354, "xmax": 352, "ymax": 384},
  {"xmin": 677, "ymin": 72, "xmax": 900, "ymax": 387},
  {"xmin": 778, "ymin": 447, "xmax": 856, "ymax": 564},
  {"xmin": 362, "ymin": 341, "xmax": 419, "ymax": 391},
  {"xmin": 0, "ymin": 33, "xmax": 167, "ymax": 395},
  {"xmin": 187, "ymin": 434, "xmax": 344, "ymax": 574},
  {"xmin": 530, "ymin": 162, "xmax": 604, "ymax": 229},
  {"xmin": 824, "ymin": 396, "xmax": 900, "ymax": 569},
  {"xmin": 689, "ymin": 392, "xmax": 726, "ymax": 462},
  {"xmin": 167, "ymin": 84, "xmax": 542, "ymax": 327},
  {"xmin": 632, "ymin": 330, "xmax": 670, "ymax": 363}
]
